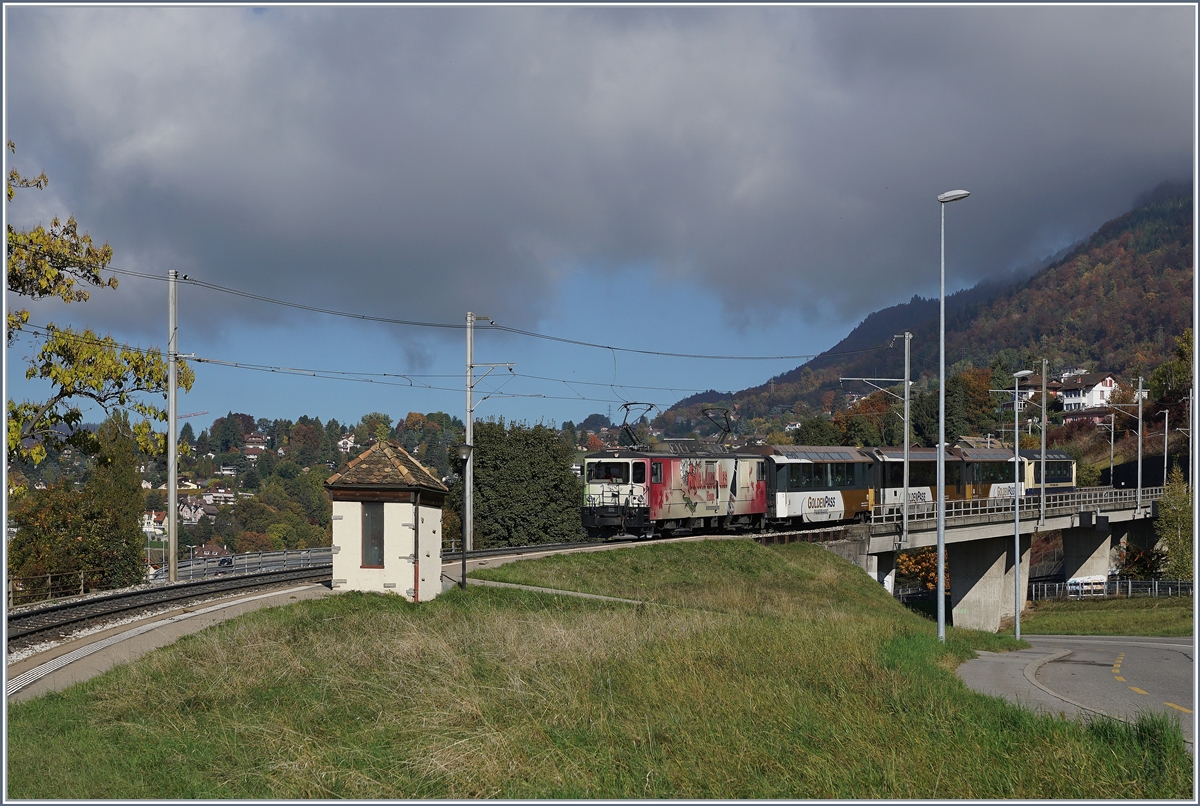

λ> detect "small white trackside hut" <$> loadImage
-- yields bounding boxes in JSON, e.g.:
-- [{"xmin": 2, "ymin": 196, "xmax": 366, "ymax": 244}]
[{"xmin": 325, "ymin": 441, "xmax": 448, "ymax": 601}]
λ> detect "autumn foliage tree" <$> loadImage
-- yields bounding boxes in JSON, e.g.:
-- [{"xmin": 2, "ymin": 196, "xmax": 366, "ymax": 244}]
[
  {"xmin": 896, "ymin": 548, "xmax": 949, "ymax": 591},
  {"xmin": 6, "ymin": 141, "xmax": 192, "ymax": 476},
  {"xmin": 8, "ymin": 413, "xmax": 146, "ymax": 588}
]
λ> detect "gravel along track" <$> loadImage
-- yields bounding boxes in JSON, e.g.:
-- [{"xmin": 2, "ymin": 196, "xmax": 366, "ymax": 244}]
[{"xmin": 6, "ymin": 567, "xmax": 331, "ymax": 649}]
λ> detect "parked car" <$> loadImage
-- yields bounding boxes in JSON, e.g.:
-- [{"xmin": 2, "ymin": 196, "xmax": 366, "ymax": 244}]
[{"xmin": 218, "ymin": 556, "xmax": 234, "ymax": 567}]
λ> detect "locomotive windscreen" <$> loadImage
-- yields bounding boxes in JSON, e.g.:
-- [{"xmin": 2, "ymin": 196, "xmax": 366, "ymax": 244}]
[{"xmin": 588, "ymin": 461, "xmax": 630, "ymax": 483}]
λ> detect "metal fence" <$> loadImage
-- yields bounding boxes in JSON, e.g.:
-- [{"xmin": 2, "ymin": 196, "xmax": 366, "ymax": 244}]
[
  {"xmin": 147, "ymin": 547, "xmax": 333, "ymax": 584},
  {"xmin": 6, "ymin": 569, "xmax": 104, "ymax": 608},
  {"xmin": 872, "ymin": 486, "xmax": 1164, "ymax": 525},
  {"xmin": 896, "ymin": 579, "xmax": 1193, "ymax": 604},
  {"xmin": 7, "ymin": 548, "xmax": 337, "ymax": 606},
  {"xmin": 1029, "ymin": 579, "xmax": 1193, "ymax": 601}
]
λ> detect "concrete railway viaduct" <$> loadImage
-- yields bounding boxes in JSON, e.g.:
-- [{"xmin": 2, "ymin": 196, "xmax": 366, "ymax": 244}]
[{"xmin": 824, "ymin": 487, "xmax": 1165, "ymax": 632}]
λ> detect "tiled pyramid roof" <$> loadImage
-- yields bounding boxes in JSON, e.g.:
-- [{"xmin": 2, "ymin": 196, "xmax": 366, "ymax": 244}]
[{"xmin": 325, "ymin": 440, "xmax": 447, "ymax": 492}]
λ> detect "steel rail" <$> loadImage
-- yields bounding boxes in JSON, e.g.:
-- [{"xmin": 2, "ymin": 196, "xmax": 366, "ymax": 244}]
[{"xmin": 7, "ymin": 567, "xmax": 332, "ymax": 642}]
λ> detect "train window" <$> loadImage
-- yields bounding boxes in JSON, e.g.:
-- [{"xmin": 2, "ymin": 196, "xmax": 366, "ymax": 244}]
[
  {"xmin": 651, "ymin": 461, "xmax": 663, "ymax": 484},
  {"xmin": 362, "ymin": 502, "xmax": 384, "ymax": 568},
  {"xmin": 589, "ymin": 462, "xmax": 630, "ymax": 483},
  {"xmin": 757, "ymin": 461, "xmax": 766, "ymax": 481},
  {"xmin": 633, "ymin": 462, "xmax": 646, "ymax": 484},
  {"xmin": 975, "ymin": 462, "xmax": 1012, "ymax": 485},
  {"xmin": 830, "ymin": 463, "xmax": 848, "ymax": 487},
  {"xmin": 790, "ymin": 463, "xmax": 830, "ymax": 489},
  {"xmin": 1034, "ymin": 461, "xmax": 1073, "ymax": 483}
]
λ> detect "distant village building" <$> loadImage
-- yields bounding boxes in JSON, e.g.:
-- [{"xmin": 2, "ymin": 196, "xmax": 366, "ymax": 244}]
[
  {"xmin": 194, "ymin": 543, "xmax": 232, "ymax": 559},
  {"xmin": 1008, "ymin": 374, "xmax": 1063, "ymax": 412},
  {"xmin": 141, "ymin": 510, "xmax": 167, "ymax": 536},
  {"xmin": 1058, "ymin": 373, "xmax": 1120, "ymax": 412},
  {"xmin": 1063, "ymin": 407, "xmax": 1112, "ymax": 425},
  {"xmin": 204, "ymin": 487, "xmax": 236, "ymax": 506},
  {"xmin": 325, "ymin": 440, "xmax": 447, "ymax": 602},
  {"xmin": 179, "ymin": 496, "xmax": 209, "ymax": 525},
  {"xmin": 337, "ymin": 433, "xmax": 357, "ymax": 453},
  {"xmin": 243, "ymin": 446, "xmax": 265, "ymax": 463}
]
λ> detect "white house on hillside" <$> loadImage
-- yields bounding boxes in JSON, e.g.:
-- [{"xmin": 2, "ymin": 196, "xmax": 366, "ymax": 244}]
[{"xmin": 1058, "ymin": 373, "xmax": 1120, "ymax": 412}]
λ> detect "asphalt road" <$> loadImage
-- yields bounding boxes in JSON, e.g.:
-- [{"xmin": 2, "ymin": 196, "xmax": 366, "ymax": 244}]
[{"xmin": 1027, "ymin": 635, "xmax": 1194, "ymax": 743}]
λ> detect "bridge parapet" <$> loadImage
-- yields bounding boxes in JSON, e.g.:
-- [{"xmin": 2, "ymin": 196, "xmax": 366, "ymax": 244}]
[{"xmin": 871, "ymin": 487, "xmax": 1162, "ymax": 528}]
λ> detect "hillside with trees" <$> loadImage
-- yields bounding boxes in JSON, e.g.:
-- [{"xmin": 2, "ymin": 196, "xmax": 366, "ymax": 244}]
[{"xmin": 661, "ymin": 184, "xmax": 1193, "ymax": 441}]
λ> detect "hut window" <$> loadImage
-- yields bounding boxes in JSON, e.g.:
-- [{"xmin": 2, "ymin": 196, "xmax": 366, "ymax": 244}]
[{"xmin": 362, "ymin": 502, "xmax": 384, "ymax": 567}]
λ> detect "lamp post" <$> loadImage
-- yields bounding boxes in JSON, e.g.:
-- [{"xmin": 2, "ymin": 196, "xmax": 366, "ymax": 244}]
[
  {"xmin": 1012, "ymin": 369, "xmax": 1034, "ymax": 640},
  {"xmin": 936, "ymin": 188, "xmax": 969, "ymax": 643},
  {"xmin": 1137, "ymin": 376, "xmax": 1143, "ymax": 515},
  {"xmin": 1039, "ymin": 358, "xmax": 1047, "ymax": 527},
  {"xmin": 455, "ymin": 443, "xmax": 473, "ymax": 591},
  {"xmin": 1159, "ymin": 409, "xmax": 1169, "ymax": 484}
]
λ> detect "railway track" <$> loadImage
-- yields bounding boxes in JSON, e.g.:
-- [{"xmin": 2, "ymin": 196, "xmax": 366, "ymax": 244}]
[
  {"xmin": 9, "ymin": 527, "xmax": 849, "ymax": 649},
  {"xmin": 7, "ymin": 566, "xmax": 333, "ymax": 646}
]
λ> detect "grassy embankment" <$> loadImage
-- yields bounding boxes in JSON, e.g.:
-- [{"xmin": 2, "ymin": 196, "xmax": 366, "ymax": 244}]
[
  {"xmin": 7, "ymin": 540, "xmax": 1190, "ymax": 798},
  {"xmin": 1007, "ymin": 594, "xmax": 1194, "ymax": 637}
]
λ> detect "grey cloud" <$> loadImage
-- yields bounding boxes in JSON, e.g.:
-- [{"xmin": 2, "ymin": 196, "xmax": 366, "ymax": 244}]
[{"xmin": 5, "ymin": 6, "xmax": 1192, "ymax": 345}]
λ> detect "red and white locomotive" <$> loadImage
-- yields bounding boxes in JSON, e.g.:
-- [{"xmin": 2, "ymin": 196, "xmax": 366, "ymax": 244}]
[{"xmin": 581, "ymin": 441, "xmax": 767, "ymax": 539}]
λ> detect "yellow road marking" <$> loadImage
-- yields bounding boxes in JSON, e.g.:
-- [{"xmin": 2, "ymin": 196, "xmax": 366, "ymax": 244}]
[
  {"xmin": 1129, "ymin": 687, "xmax": 1148, "ymax": 695},
  {"xmin": 1164, "ymin": 702, "xmax": 1193, "ymax": 714},
  {"xmin": 1115, "ymin": 676, "xmax": 1126, "ymax": 682}
]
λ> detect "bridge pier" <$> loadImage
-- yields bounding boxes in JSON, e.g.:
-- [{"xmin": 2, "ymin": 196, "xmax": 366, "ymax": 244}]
[
  {"xmin": 1062, "ymin": 517, "xmax": 1159, "ymax": 580},
  {"xmin": 948, "ymin": 534, "xmax": 1030, "ymax": 633},
  {"xmin": 1061, "ymin": 526, "xmax": 1115, "ymax": 580}
]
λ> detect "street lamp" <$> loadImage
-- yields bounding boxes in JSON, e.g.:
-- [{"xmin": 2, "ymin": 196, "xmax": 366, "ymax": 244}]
[
  {"xmin": 1108, "ymin": 376, "xmax": 1145, "ymax": 515},
  {"xmin": 936, "ymin": 188, "xmax": 970, "ymax": 643},
  {"xmin": 455, "ymin": 443, "xmax": 474, "ymax": 591},
  {"xmin": 1158, "ymin": 409, "xmax": 1169, "ymax": 485},
  {"xmin": 1012, "ymin": 369, "xmax": 1034, "ymax": 640}
]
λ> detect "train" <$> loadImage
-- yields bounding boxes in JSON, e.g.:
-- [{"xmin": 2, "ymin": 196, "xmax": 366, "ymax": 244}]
[{"xmin": 580, "ymin": 440, "xmax": 1077, "ymax": 539}]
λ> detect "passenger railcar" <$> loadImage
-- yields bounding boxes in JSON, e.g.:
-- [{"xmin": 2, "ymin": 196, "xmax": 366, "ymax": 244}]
[
  {"xmin": 1018, "ymin": 449, "xmax": 1077, "ymax": 495},
  {"xmin": 870, "ymin": 446, "xmax": 965, "ymax": 516},
  {"xmin": 763, "ymin": 445, "xmax": 876, "ymax": 525},
  {"xmin": 959, "ymin": 447, "xmax": 1023, "ymax": 499}
]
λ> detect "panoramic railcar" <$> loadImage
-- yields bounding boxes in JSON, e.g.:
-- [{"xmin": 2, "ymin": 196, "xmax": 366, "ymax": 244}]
[
  {"xmin": 869, "ymin": 446, "xmax": 965, "ymax": 515},
  {"xmin": 1018, "ymin": 449, "xmax": 1077, "ymax": 495},
  {"xmin": 959, "ymin": 447, "xmax": 1023, "ymax": 499},
  {"xmin": 763, "ymin": 445, "xmax": 876, "ymax": 525},
  {"xmin": 581, "ymin": 440, "xmax": 767, "ymax": 539}
]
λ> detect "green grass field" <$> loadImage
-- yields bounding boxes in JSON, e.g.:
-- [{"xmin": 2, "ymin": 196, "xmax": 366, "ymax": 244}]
[
  {"xmin": 6, "ymin": 541, "xmax": 1191, "ymax": 798},
  {"xmin": 1007, "ymin": 594, "xmax": 1194, "ymax": 637}
]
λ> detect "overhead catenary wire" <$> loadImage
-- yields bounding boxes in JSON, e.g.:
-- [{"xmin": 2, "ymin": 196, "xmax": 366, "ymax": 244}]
[
  {"xmin": 98, "ymin": 263, "xmax": 891, "ymax": 363},
  {"xmin": 191, "ymin": 357, "xmax": 650, "ymax": 405},
  {"xmin": 13, "ymin": 325, "xmax": 657, "ymax": 407},
  {"xmin": 13, "ymin": 322, "xmax": 860, "ymax": 414},
  {"xmin": 15, "ymin": 325, "xmax": 709, "ymax": 394}
]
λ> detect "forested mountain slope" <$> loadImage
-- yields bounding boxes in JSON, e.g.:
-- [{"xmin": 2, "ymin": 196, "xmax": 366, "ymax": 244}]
[{"xmin": 665, "ymin": 185, "xmax": 1192, "ymax": 430}]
